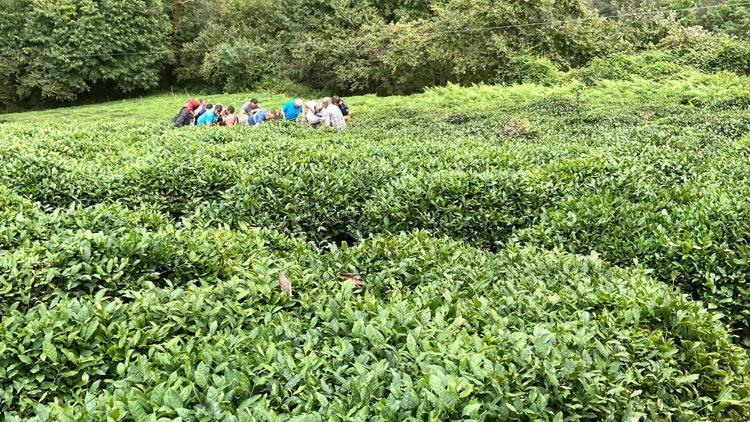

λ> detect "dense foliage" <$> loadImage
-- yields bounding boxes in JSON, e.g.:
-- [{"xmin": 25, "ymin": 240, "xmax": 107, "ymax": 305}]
[
  {"xmin": 181, "ymin": 0, "xmax": 628, "ymax": 95},
  {"xmin": 155, "ymin": 0, "xmax": 750, "ymax": 95},
  {"xmin": 696, "ymin": 0, "xmax": 750, "ymax": 40},
  {"xmin": 2, "ymin": 226, "xmax": 749, "ymax": 420},
  {"xmin": 0, "ymin": 0, "xmax": 171, "ymax": 106},
  {"xmin": 3, "ymin": 0, "xmax": 750, "ymax": 107},
  {"xmin": 1, "ymin": 59, "xmax": 750, "ymax": 418}
]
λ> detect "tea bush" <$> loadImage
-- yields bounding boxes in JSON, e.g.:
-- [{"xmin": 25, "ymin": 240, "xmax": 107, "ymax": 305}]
[
  {"xmin": 2, "ymin": 233, "xmax": 749, "ymax": 420},
  {"xmin": 660, "ymin": 28, "xmax": 750, "ymax": 76},
  {"xmin": 574, "ymin": 51, "xmax": 685, "ymax": 85},
  {"xmin": 518, "ymin": 182, "xmax": 750, "ymax": 334},
  {"xmin": 2, "ymin": 65, "xmax": 750, "ymax": 418},
  {"xmin": 0, "ymin": 199, "xmax": 308, "ymax": 308}
]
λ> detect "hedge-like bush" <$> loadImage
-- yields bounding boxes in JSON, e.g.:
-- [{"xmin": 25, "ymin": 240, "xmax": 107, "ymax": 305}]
[
  {"xmin": 518, "ymin": 183, "xmax": 750, "ymax": 335},
  {"xmin": 2, "ymin": 233, "xmax": 748, "ymax": 420},
  {"xmin": 2, "ymin": 76, "xmax": 750, "ymax": 334}
]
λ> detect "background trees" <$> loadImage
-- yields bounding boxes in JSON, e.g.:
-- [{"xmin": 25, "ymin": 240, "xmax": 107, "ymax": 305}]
[
  {"xmin": 0, "ymin": 0, "xmax": 171, "ymax": 107},
  {"xmin": 1, "ymin": 0, "xmax": 748, "ymax": 108}
]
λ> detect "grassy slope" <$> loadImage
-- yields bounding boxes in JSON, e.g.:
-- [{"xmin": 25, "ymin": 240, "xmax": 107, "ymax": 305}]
[
  {"xmin": 0, "ymin": 84, "xmax": 572, "ymax": 124},
  {"xmin": 1, "ymin": 68, "xmax": 747, "ymax": 124}
]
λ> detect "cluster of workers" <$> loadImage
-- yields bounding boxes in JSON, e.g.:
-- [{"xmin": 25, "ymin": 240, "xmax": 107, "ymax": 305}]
[{"xmin": 173, "ymin": 96, "xmax": 350, "ymax": 130}]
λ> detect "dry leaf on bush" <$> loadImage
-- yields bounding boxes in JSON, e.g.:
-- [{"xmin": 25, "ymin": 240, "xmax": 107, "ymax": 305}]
[
  {"xmin": 279, "ymin": 272, "xmax": 293, "ymax": 297},
  {"xmin": 340, "ymin": 272, "xmax": 365, "ymax": 286}
]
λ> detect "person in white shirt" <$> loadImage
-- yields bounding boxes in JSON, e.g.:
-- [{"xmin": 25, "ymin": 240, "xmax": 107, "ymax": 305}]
[
  {"xmin": 321, "ymin": 97, "xmax": 346, "ymax": 130},
  {"xmin": 304, "ymin": 101, "xmax": 326, "ymax": 128}
]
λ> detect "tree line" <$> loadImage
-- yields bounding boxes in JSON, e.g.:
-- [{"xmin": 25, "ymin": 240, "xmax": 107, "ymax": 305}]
[{"xmin": 0, "ymin": 0, "xmax": 748, "ymax": 109}]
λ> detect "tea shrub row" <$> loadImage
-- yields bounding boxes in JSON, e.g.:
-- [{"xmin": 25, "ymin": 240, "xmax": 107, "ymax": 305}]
[
  {"xmin": 0, "ymin": 191, "xmax": 307, "ymax": 308},
  {"xmin": 2, "ymin": 101, "xmax": 750, "ymax": 330},
  {"xmin": 2, "ymin": 74, "xmax": 750, "ymax": 419},
  {"xmin": 2, "ymin": 227, "xmax": 749, "ymax": 420}
]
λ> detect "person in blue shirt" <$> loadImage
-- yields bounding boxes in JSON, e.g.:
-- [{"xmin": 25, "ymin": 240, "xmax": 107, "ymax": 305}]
[
  {"xmin": 197, "ymin": 104, "xmax": 222, "ymax": 126},
  {"xmin": 247, "ymin": 109, "xmax": 277, "ymax": 126},
  {"xmin": 281, "ymin": 99, "xmax": 304, "ymax": 121}
]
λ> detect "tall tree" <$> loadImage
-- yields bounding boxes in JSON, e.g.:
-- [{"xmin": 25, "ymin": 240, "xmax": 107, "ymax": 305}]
[{"xmin": 0, "ymin": 0, "xmax": 172, "ymax": 104}]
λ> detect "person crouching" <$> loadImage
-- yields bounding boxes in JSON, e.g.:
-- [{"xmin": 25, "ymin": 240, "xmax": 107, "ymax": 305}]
[
  {"xmin": 174, "ymin": 99, "xmax": 200, "ymax": 128},
  {"xmin": 247, "ymin": 108, "xmax": 277, "ymax": 126},
  {"xmin": 321, "ymin": 97, "xmax": 346, "ymax": 130},
  {"xmin": 304, "ymin": 101, "xmax": 325, "ymax": 128},
  {"xmin": 197, "ymin": 104, "xmax": 222, "ymax": 126}
]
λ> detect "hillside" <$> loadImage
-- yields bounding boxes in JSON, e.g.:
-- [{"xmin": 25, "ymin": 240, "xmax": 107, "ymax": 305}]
[{"xmin": 1, "ymin": 62, "xmax": 750, "ymax": 419}]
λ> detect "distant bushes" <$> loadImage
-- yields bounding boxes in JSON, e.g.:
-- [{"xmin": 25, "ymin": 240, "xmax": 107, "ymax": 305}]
[
  {"xmin": 0, "ymin": 0, "xmax": 171, "ymax": 106},
  {"xmin": 176, "ymin": 0, "xmax": 750, "ymax": 96},
  {"xmin": 661, "ymin": 27, "xmax": 750, "ymax": 76},
  {"xmin": 504, "ymin": 55, "xmax": 566, "ymax": 86},
  {"xmin": 4, "ymin": 0, "xmax": 750, "ymax": 108},
  {"xmin": 572, "ymin": 31, "xmax": 750, "ymax": 87},
  {"xmin": 197, "ymin": 38, "xmax": 283, "ymax": 94},
  {"xmin": 574, "ymin": 51, "xmax": 684, "ymax": 85}
]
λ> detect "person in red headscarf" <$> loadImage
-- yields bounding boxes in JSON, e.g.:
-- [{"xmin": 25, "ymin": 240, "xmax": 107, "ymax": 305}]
[{"xmin": 174, "ymin": 99, "xmax": 200, "ymax": 128}]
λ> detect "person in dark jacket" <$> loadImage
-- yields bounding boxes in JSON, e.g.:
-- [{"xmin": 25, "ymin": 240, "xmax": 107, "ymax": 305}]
[
  {"xmin": 174, "ymin": 99, "xmax": 200, "ymax": 128},
  {"xmin": 333, "ymin": 96, "xmax": 350, "ymax": 121}
]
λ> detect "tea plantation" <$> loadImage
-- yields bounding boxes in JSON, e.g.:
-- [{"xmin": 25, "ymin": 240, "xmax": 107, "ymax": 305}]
[{"xmin": 2, "ymin": 63, "xmax": 750, "ymax": 420}]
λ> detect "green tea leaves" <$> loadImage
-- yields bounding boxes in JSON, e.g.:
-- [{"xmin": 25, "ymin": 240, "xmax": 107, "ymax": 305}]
[
  {"xmin": 195, "ymin": 362, "xmax": 210, "ymax": 388},
  {"xmin": 2, "ymin": 78, "xmax": 750, "ymax": 421}
]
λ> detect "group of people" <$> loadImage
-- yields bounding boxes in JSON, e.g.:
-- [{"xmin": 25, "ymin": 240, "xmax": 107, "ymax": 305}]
[{"xmin": 173, "ymin": 96, "xmax": 350, "ymax": 130}]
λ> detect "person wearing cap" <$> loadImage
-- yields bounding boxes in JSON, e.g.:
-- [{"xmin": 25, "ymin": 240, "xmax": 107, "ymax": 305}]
[{"xmin": 281, "ymin": 98, "xmax": 305, "ymax": 121}]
